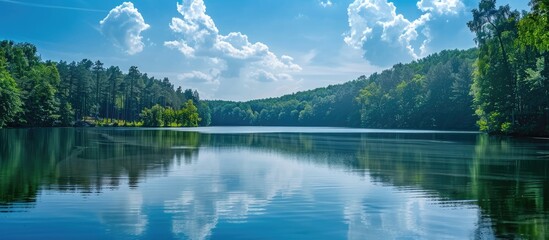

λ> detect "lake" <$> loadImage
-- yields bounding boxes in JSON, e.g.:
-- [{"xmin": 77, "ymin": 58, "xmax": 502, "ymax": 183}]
[{"xmin": 0, "ymin": 127, "xmax": 548, "ymax": 239}]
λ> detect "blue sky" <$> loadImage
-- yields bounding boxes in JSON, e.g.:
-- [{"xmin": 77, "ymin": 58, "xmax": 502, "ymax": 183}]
[{"xmin": 0, "ymin": 0, "xmax": 529, "ymax": 100}]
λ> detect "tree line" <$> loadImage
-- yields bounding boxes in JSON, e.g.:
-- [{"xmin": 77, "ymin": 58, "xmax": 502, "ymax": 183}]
[
  {"xmin": 0, "ymin": 40, "xmax": 209, "ymax": 128},
  {"xmin": 207, "ymin": 49, "xmax": 478, "ymax": 130}
]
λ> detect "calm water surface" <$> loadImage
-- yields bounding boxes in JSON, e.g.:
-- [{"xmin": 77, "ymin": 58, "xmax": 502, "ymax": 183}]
[{"xmin": 0, "ymin": 127, "xmax": 548, "ymax": 239}]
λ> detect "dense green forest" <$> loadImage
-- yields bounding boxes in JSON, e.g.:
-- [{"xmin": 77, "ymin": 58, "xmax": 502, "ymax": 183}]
[
  {"xmin": 208, "ymin": 48, "xmax": 478, "ymax": 130},
  {"xmin": 0, "ymin": 40, "xmax": 208, "ymax": 128},
  {"xmin": 0, "ymin": 0, "xmax": 547, "ymax": 135}
]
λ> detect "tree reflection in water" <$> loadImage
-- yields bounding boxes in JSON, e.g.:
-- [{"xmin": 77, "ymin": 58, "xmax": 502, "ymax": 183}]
[{"xmin": 0, "ymin": 128, "xmax": 547, "ymax": 239}]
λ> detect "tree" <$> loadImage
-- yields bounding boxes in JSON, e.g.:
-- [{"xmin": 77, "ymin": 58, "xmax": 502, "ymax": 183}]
[
  {"xmin": 125, "ymin": 66, "xmax": 141, "ymax": 121},
  {"xmin": 468, "ymin": 0, "xmax": 521, "ymax": 133},
  {"xmin": 0, "ymin": 57, "xmax": 22, "ymax": 127},
  {"xmin": 56, "ymin": 61, "xmax": 75, "ymax": 125},
  {"xmin": 178, "ymin": 100, "xmax": 200, "ymax": 127},
  {"xmin": 105, "ymin": 66, "xmax": 123, "ymax": 121},
  {"xmin": 0, "ymin": 41, "xmax": 40, "ymax": 80},
  {"xmin": 164, "ymin": 107, "xmax": 177, "ymax": 126},
  {"xmin": 519, "ymin": 0, "xmax": 549, "ymax": 132},
  {"xmin": 23, "ymin": 64, "xmax": 60, "ymax": 126},
  {"xmin": 92, "ymin": 60, "xmax": 105, "ymax": 117},
  {"xmin": 395, "ymin": 74, "xmax": 425, "ymax": 128},
  {"xmin": 184, "ymin": 89, "xmax": 200, "ymax": 103},
  {"xmin": 518, "ymin": 0, "xmax": 549, "ymax": 53},
  {"xmin": 73, "ymin": 59, "xmax": 93, "ymax": 120},
  {"xmin": 197, "ymin": 102, "xmax": 211, "ymax": 126},
  {"xmin": 140, "ymin": 104, "xmax": 164, "ymax": 127}
]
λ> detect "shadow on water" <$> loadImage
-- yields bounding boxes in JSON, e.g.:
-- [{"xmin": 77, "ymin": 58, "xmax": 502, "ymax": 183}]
[{"xmin": 0, "ymin": 128, "xmax": 548, "ymax": 238}]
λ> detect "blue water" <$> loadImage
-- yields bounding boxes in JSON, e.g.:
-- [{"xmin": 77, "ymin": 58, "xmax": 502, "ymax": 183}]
[{"xmin": 0, "ymin": 127, "xmax": 547, "ymax": 239}]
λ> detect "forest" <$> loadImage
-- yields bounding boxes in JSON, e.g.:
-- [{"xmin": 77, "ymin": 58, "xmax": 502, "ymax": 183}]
[
  {"xmin": 0, "ymin": 0, "xmax": 547, "ymax": 135},
  {"xmin": 0, "ymin": 40, "xmax": 209, "ymax": 128},
  {"xmin": 208, "ymin": 49, "xmax": 478, "ymax": 130}
]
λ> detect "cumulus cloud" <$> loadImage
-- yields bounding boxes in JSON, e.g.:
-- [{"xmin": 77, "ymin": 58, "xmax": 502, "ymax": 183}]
[
  {"xmin": 165, "ymin": 0, "xmax": 301, "ymax": 98},
  {"xmin": 417, "ymin": 0, "xmax": 464, "ymax": 15},
  {"xmin": 344, "ymin": 0, "xmax": 463, "ymax": 66},
  {"xmin": 100, "ymin": 2, "xmax": 150, "ymax": 55},
  {"xmin": 320, "ymin": 0, "xmax": 333, "ymax": 8}
]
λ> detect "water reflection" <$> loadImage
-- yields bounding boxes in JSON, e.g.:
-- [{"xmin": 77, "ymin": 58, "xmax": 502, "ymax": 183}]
[
  {"xmin": 0, "ymin": 128, "xmax": 548, "ymax": 239},
  {"xmin": 99, "ymin": 190, "xmax": 148, "ymax": 236},
  {"xmin": 161, "ymin": 150, "xmax": 304, "ymax": 240}
]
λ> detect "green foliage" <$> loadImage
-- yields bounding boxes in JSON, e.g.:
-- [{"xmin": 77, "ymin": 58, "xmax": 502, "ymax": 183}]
[
  {"xmin": 197, "ymin": 101, "xmax": 211, "ymax": 126},
  {"xmin": 518, "ymin": 0, "xmax": 549, "ymax": 52},
  {"xmin": 139, "ymin": 100, "xmax": 200, "ymax": 127},
  {"xmin": 140, "ymin": 104, "xmax": 165, "ymax": 127},
  {"xmin": 355, "ymin": 49, "xmax": 478, "ymax": 130},
  {"xmin": 209, "ymin": 76, "xmax": 369, "ymax": 127},
  {"xmin": 57, "ymin": 100, "xmax": 74, "ymax": 126},
  {"xmin": 0, "ymin": 57, "xmax": 22, "ymax": 128},
  {"xmin": 178, "ymin": 100, "xmax": 200, "ymax": 127},
  {"xmin": 22, "ymin": 63, "xmax": 60, "ymax": 127},
  {"xmin": 469, "ymin": 0, "xmax": 549, "ymax": 135}
]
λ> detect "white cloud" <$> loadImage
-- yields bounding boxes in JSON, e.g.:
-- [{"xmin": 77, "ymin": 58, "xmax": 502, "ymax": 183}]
[
  {"xmin": 164, "ymin": 0, "xmax": 301, "ymax": 99},
  {"xmin": 100, "ymin": 2, "xmax": 150, "ymax": 55},
  {"xmin": 344, "ymin": 0, "xmax": 465, "ymax": 66},
  {"xmin": 344, "ymin": 0, "xmax": 432, "ymax": 66},
  {"xmin": 417, "ymin": 0, "xmax": 464, "ymax": 15},
  {"xmin": 320, "ymin": 0, "xmax": 333, "ymax": 8}
]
